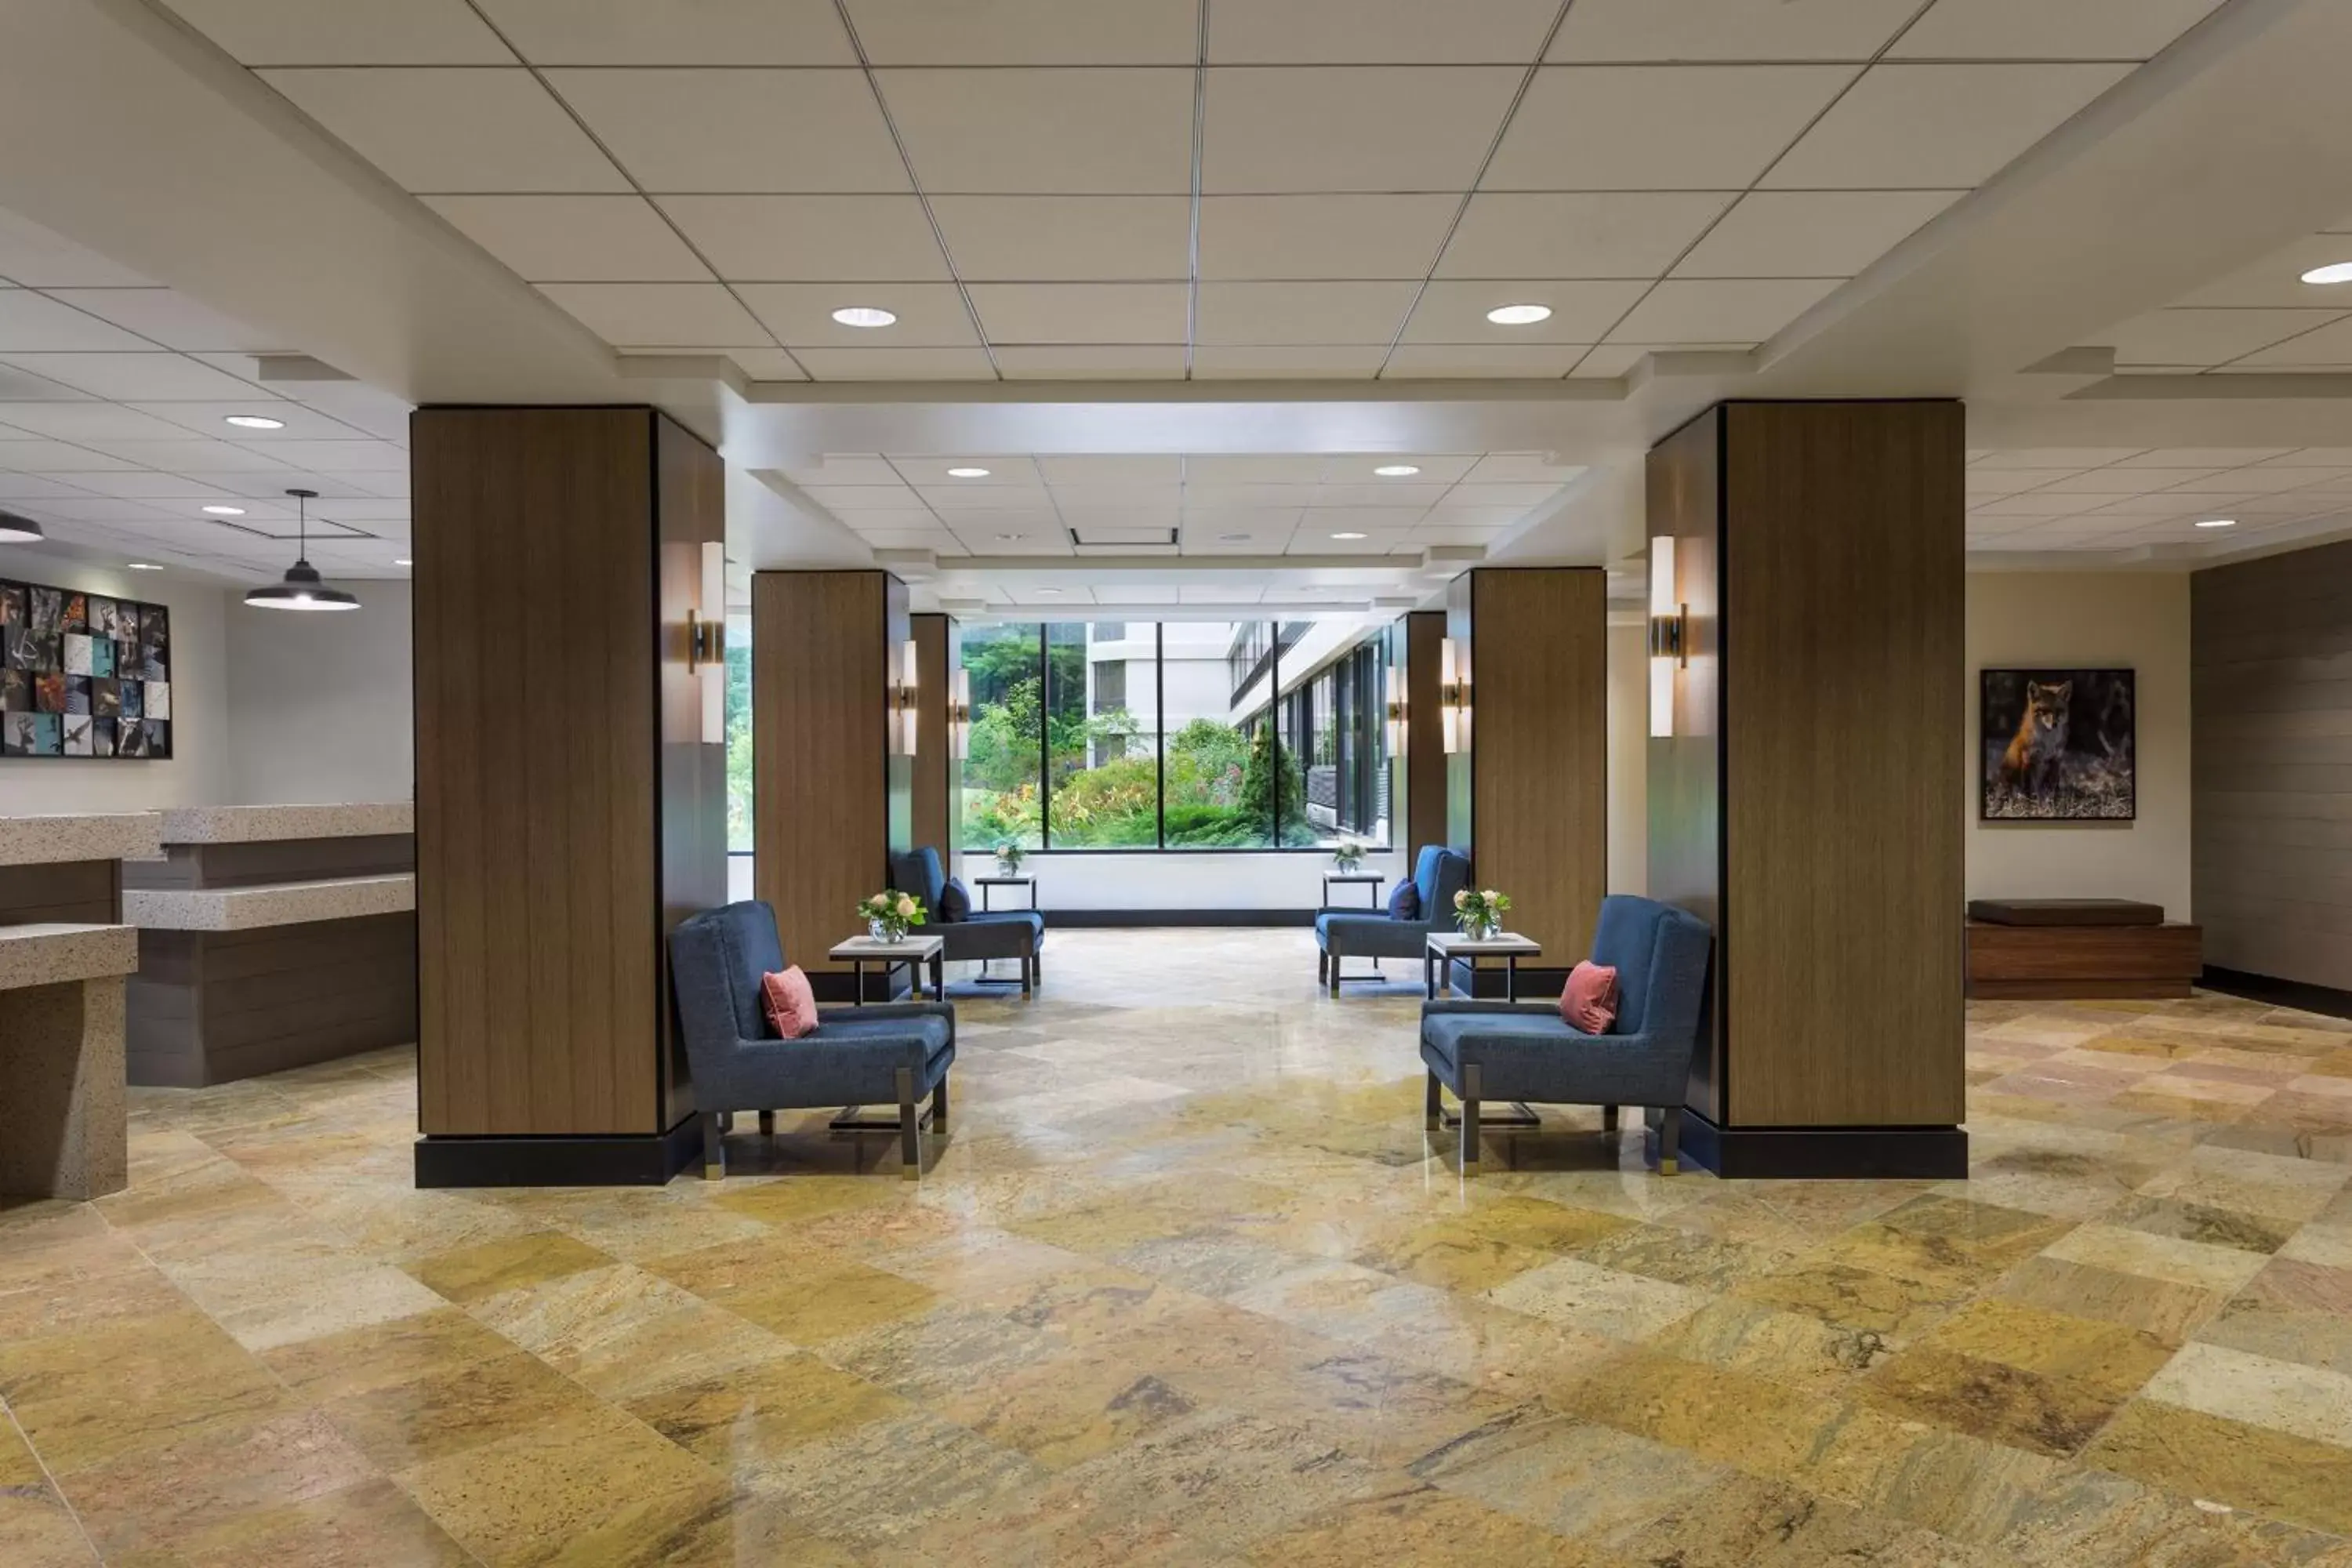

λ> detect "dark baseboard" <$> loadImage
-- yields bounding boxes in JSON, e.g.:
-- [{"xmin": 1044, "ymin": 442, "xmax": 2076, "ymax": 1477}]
[
  {"xmin": 1661, "ymin": 1109, "xmax": 1969, "ymax": 1180},
  {"xmin": 415, "ymin": 1115, "xmax": 701, "ymax": 1188},
  {"xmin": 2199, "ymin": 965, "xmax": 2352, "ymax": 1023},
  {"xmin": 1050, "ymin": 909, "xmax": 1315, "ymax": 927}
]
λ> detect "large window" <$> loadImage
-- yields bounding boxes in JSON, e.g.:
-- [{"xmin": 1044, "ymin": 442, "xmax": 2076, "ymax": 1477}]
[{"xmin": 956, "ymin": 618, "xmax": 1391, "ymax": 852}]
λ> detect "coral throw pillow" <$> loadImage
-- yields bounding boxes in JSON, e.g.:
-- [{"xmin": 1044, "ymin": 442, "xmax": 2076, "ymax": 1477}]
[
  {"xmin": 1561, "ymin": 961, "xmax": 1618, "ymax": 1033},
  {"xmin": 760, "ymin": 966, "xmax": 819, "ymax": 1040},
  {"xmin": 1386, "ymin": 880, "xmax": 1420, "ymax": 921}
]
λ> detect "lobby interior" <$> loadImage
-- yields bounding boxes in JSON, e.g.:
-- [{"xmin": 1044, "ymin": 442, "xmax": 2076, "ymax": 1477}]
[{"xmin": 5, "ymin": 1, "xmax": 2352, "ymax": 1563}]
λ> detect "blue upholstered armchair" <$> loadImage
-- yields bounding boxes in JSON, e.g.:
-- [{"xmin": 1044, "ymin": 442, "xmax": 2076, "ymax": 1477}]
[
  {"xmin": 1316, "ymin": 845, "xmax": 1470, "ymax": 995},
  {"xmin": 1420, "ymin": 894, "xmax": 1711, "ymax": 1174},
  {"xmin": 669, "ymin": 900, "xmax": 955, "ymax": 1179},
  {"xmin": 891, "ymin": 847, "xmax": 1044, "ymax": 995}
]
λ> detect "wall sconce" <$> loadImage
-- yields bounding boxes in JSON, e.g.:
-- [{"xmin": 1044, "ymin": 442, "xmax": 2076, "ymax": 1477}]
[
  {"xmin": 948, "ymin": 668, "xmax": 972, "ymax": 760},
  {"xmin": 1648, "ymin": 535, "xmax": 1686, "ymax": 739},
  {"xmin": 1439, "ymin": 637, "xmax": 1470, "ymax": 754},
  {"xmin": 890, "ymin": 637, "xmax": 920, "ymax": 756},
  {"xmin": 686, "ymin": 541, "xmax": 725, "ymax": 744},
  {"xmin": 1385, "ymin": 694, "xmax": 1406, "ymax": 757}
]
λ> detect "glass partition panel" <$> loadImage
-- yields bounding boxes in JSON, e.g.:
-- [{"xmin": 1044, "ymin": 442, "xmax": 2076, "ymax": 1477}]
[{"xmin": 958, "ymin": 620, "xmax": 1044, "ymax": 851}]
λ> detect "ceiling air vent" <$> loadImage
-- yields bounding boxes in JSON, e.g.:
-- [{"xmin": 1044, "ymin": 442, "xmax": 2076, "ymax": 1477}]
[{"xmin": 1067, "ymin": 526, "xmax": 1180, "ymax": 551}]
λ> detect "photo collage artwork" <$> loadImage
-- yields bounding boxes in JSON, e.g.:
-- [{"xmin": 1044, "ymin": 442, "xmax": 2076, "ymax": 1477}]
[{"xmin": 0, "ymin": 579, "xmax": 172, "ymax": 759}]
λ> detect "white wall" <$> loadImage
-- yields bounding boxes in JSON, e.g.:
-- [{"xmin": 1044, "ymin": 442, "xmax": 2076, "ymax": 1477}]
[
  {"xmin": 226, "ymin": 579, "xmax": 413, "ymax": 803},
  {"xmin": 954, "ymin": 844, "xmax": 1408, "ymax": 913},
  {"xmin": 1965, "ymin": 572, "xmax": 2192, "ymax": 918},
  {"xmin": 0, "ymin": 546, "xmax": 230, "ymax": 811},
  {"xmin": 1606, "ymin": 619, "xmax": 1648, "ymax": 895}
]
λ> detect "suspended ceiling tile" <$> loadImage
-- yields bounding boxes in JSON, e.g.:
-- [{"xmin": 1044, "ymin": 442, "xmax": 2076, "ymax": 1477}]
[
  {"xmin": 0, "ymin": 473, "xmax": 101, "ymax": 499},
  {"xmin": 1195, "ymin": 282, "xmax": 1420, "ymax": 347},
  {"xmin": 798, "ymin": 484, "xmax": 924, "ymax": 510},
  {"xmin": 546, "ymin": 70, "xmax": 908, "ymax": 194},
  {"xmin": 846, "ymin": 0, "xmax": 1196, "ymax": 64},
  {"xmin": 1051, "ymin": 483, "xmax": 1185, "ymax": 510},
  {"xmin": 1402, "ymin": 279, "xmax": 1648, "ymax": 343},
  {"xmin": 772, "ymin": 456, "xmax": 899, "ymax": 486},
  {"xmin": 0, "ymin": 354, "xmax": 263, "ymax": 402},
  {"xmin": 1444, "ymin": 482, "xmax": 1570, "ymax": 509},
  {"xmin": 37, "ymin": 289, "xmax": 281, "ymax": 353},
  {"xmin": 262, "ymin": 68, "xmax": 627, "ymax": 193},
  {"xmin": 1604, "ymin": 278, "xmax": 1842, "ymax": 343},
  {"xmin": 878, "ymin": 69, "xmax": 1196, "ymax": 194},
  {"xmin": 124, "ymin": 401, "xmax": 369, "ymax": 441},
  {"xmin": 1671, "ymin": 190, "xmax": 1964, "ymax": 279},
  {"xmin": 1039, "ymin": 456, "xmax": 1185, "ymax": 485},
  {"xmin": 535, "ymin": 283, "xmax": 769, "ymax": 349},
  {"xmin": 658, "ymin": 196, "xmax": 948, "ymax": 283},
  {"xmin": 967, "ymin": 283, "xmax": 1192, "ymax": 346},
  {"xmin": 2173, "ymin": 237, "xmax": 2352, "ymax": 310},
  {"xmin": 918, "ymin": 484, "xmax": 1054, "ymax": 511},
  {"xmin": 1550, "ymin": 0, "xmax": 1922, "ymax": 62},
  {"xmin": 1381, "ymin": 344, "xmax": 1585, "ymax": 378},
  {"xmin": 1566, "ymin": 345, "xmax": 1645, "ymax": 379},
  {"xmin": 1181, "ymin": 481, "xmax": 1322, "ymax": 507},
  {"xmin": 1212, "ymin": 0, "xmax": 1559, "ymax": 63},
  {"xmin": 1462, "ymin": 454, "xmax": 1583, "ymax": 484},
  {"xmin": 44, "ymin": 471, "xmax": 235, "ymax": 499},
  {"xmin": 993, "ymin": 346, "xmax": 1188, "ymax": 379},
  {"xmin": 0, "ymin": 403, "xmax": 205, "ymax": 442},
  {"xmin": 1203, "ymin": 67, "xmax": 1521, "ymax": 193},
  {"xmin": 425, "ymin": 196, "xmax": 711, "ymax": 283},
  {"xmin": 1970, "ymin": 448, "xmax": 2148, "ymax": 468},
  {"xmin": 1300, "ymin": 506, "xmax": 1430, "ymax": 530},
  {"xmin": 1438, "ymin": 192, "xmax": 1733, "ymax": 281},
  {"xmin": 1889, "ymin": 0, "xmax": 2226, "ymax": 60},
  {"xmin": 1187, "ymin": 346, "xmax": 1388, "ymax": 379},
  {"xmin": 1197, "ymin": 195, "xmax": 1459, "ymax": 282},
  {"xmin": 163, "ymin": 0, "xmax": 513, "ymax": 64},
  {"xmin": 929, "ymin": 197, "xmax": 1192, "ymax": 282},
  {"xmin": 1321, "ymin": 454, "xmax": 1480, "ymax": 484},
  {"xmin": 478, "ymin": 0, "xmax": 854, "ymax": 64},
  {"xmin": 1184, "ymin": 456, "xmax": 1327, "ymax": 483},
  {"xmin": 0, "ymin": 439, "xmax": 158, "ymax": 473},
  {"xmin": 2028, "ymin": 468, "xmax": 2220, "ymax": 495},
  {"xmin": 891, "ymin": 458, "xmax": 1047, "ymax": 487},
  {"xmin": 0, "ymin": 292, "xmax": 160, "ymax": 352},
  {"xmin": 1308, "ymin": 483, "xmax": 1452, "ymax": 508},
  {"xmin": 1762, "ymin": 64, "xmax": 2134, "ymax": 190},
  {"xmin": 2101, "ymin": 309, "xmax": 2343, "ymax": 367},
  {"xmin": 2227, "ymin": 318, "xmax": 2352, "ymax": 368},
  {"xmin": 735, "ymin": 283, "xmax": 979, "ymax": 348},
  {"xmin": 1487, "ymin": 67, "xmax": 1854, "ymax": 191},
  {"xmin": 1420, "ymin": 505, "xmax": 1531, "ymax": 529}
]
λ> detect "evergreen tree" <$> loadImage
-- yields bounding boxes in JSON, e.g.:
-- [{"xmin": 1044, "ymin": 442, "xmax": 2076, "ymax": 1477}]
[{"xmin": 1237, "ymin": 723, "xmax": 1303, "ymax": 837}]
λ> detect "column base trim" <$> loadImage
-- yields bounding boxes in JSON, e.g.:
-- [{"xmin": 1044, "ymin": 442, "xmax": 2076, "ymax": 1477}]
[
  {"xmin": 414, "ymin": 1116, "xmax": 700, "ymax": 1188},
  {"xmin": 1662, "ymin": 1109, "xmax": 1968, "ymax": 1180}
]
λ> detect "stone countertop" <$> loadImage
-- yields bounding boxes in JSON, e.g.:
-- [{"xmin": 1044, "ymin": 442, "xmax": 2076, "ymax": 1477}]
[
  {"xmin": 125, "ymin": 874, "xmax": 416, "ymax": 932},
  {"xmin": 0, "ymin": 924, "xmax": 138, "ymax": 990},
  {"xmin": 0, "ymin": 815, "xmax": 163, "ymax": 868},
  {"xmin": 157, "ymin": 804, "xmax": 413, "ymax": 845}
]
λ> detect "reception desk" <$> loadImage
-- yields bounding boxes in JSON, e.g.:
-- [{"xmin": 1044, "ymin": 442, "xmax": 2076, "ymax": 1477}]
[
  {"xmin": 124, "ymin": 804, "xmax": 416, "ymax": 1087},
  {"xmin": 0, "ymin": 811, "xmax": 154, "ymax": 1200}
]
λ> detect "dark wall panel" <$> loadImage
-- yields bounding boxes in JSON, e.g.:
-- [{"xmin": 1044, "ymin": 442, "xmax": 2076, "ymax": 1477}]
[
  {"xmin": 911, "ymin": 613, "xmax": 951, "ymax": 856},
  {"xmin": 1406, "ymin": 611, "xmax": 1449, "ymax": 858}
]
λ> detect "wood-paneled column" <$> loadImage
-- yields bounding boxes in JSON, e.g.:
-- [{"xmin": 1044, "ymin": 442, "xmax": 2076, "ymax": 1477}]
[
  {"xmin": 1648, "ymin": 400, "xmax": 1965, "ymax": 1179},
  {"xmin": 1442, "ymin": 568, "xmax": 1609, "ymax": 993},
  {"xmin": 752, "ymin": 570, "xmax": 913, "ymax": 1000},
  {"xmin": 411, "ymin": 408, "xmax": 724, "ymax": 1186}
]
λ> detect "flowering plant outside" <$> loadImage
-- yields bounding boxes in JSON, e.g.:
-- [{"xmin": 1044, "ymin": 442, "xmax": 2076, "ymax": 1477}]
[
  {"xmin": 1453, "ymin": 887, "xmax": 1511, "ymax": 938},
  {"xmin": 858, "ymin": 890, "xmax": 927, "ymax": 942}
]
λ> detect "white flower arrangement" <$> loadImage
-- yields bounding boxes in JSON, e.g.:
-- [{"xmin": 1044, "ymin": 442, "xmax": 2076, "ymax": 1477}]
[
  {"xmin": 858, "ymin": 889, "xmax": 928, "ymax": 942},
  {"xmin": 1454, "ymin": 887, "xmax": 1511, "ymax": 938}
]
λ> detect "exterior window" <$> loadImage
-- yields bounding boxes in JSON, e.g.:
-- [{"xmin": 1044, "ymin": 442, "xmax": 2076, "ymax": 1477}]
[{"xmin": 957, "ymin": 621, "xmax": 1044, "ymax": 851}]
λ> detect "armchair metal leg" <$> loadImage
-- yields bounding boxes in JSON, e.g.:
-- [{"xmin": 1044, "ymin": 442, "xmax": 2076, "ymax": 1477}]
[
  {"xmin": 1425, "ymin": 1069, "xmax": 1443, "ymax": 1131},
  {"xmin": 897, "ymin": 1065, "xmax": 920, "ymax": 1180},
  {"xmin": 931, "ymin": 1073, "xmax": 949, "ymax": 1134},
  {"xmin": 1318, "ymin": 950, "xmax": 1327, "ymax": 984},
  {"xmin": 1022, "ymin": 949, "xmax": 1033, "ymax": 999},
  {"xmin": 1602, "ymin": 1104, "xmax": 1619, "ymax": 1134},
  {"xmin": 1659, "ymin": 1105, "xmax": 1681, "ymax": 1177},
  {"xmin": 757, "ymin": 1109, "xmax": 775, "ymax": 1137},
  {"xmin": 700, "ymin": 1110, "xmax": 724, "ymax": 1181},
  {"xmin": 1460, "ymin": 1063, "xmax": 1481, "ymax": 1174},
  {"xmin": 1327, "ymin": 956, "xmax": 1340, "ymax": 998}
]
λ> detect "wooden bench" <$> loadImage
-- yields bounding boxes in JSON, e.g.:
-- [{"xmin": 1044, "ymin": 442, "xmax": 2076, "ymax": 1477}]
[{"xmin": 1965, "ymin": 898, "xmax": 2201, "ymax": 1000}]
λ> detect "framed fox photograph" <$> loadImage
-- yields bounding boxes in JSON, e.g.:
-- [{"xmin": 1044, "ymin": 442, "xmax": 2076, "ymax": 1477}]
[{"xmin": 1980, "ymin": 668, "xmax": 2135, "ymax": 821}]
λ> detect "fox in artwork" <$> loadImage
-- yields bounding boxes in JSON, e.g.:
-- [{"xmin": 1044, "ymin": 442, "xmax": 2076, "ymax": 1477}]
[{"xmin": 1998, "ymin": 677, "xmax": 2071, "ymax": 797}]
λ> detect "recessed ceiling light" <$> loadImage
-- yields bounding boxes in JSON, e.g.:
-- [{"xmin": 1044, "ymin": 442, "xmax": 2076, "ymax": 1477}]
[
  {"xmin": 831, "ymin": 306, "xmax": 897, "ymax": 328},
  {"xmin": 2299, "ymin": 262, "xmax": 2352, "ymax": 285},
  {"xmin": 1216, "ymin": 532, "xmax": 1250, "ymax": 543},
  {"xmin": 1330, "ymin": 531, "xmax": 1368, "ymax": 540},
  {"xmin": 1034, "ymin": 586, "xmax": 1062, "ymax": 596},
  {"xmin": 2194, "ymin": 517, "xmax": 2237, "ymax": 529},
  {"xmin": 394, "ymin": 557, "xmax": 414, "ymax": 566},
  {"xmin": 994, "ymin": 532, "xmax": 1026, "ymax": 543},
  {"xmin": 201, "ymin": 504, "xmax": 245, "ymax": 516},
  {"xmin": 224, "ymin": 414, "xmax": 285, "ymax": 430},
  {"xmin": 126, "ymin": 561, "xmax": 163, "ymax": 572},
  {"xmin": 946, "ymin": 466, "xmax": 991, "ymax": 478},
  {"xmin": 1373, "ymin": 464, "xmax": 1421, "ymax": 477},
  {"xmin": 1486, "ymin": 303, "xmax": 1552, "ymax": 326}
]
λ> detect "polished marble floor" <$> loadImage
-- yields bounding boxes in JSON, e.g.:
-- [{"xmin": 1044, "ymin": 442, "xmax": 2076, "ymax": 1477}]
[{"xmin": 6, "ymin": 930, "xmax": 2352, "ymax": 1565}]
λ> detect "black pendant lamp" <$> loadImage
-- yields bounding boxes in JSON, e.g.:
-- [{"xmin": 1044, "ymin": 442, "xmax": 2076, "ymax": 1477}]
[
  {"xmin": 0, "ymin": 507, "xmax": 44, "ymax": 544},
  {"xmin": 245, "ymin": 488, "xmax": 358, "ymax": 612}
]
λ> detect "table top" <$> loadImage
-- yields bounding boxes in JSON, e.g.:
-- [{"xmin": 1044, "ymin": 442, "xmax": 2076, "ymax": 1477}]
[
  {"xmin": 0, "ymin": 922, "xmax": 138, "ymax": 990},
  {"xmin": 1427, "ymin": 931, "xmax": 1542, "ymax": 956},
  {"xmin": 126, "ymin": 874, "xmax": 415, "ymax": 932},
  {"xmin": 1322, "ymin": 872, "xmax": 1383, "ymax": 884},
  {"xmin": 974, "ymin": 874, "xmax": 1034, "ymax": 886},
  {"xmin": 829, "ymin": 933, "xmax": 945, "ymax": 959},
  {"xmin": 0, "ymin": 813, "xmax": 161, "ymax": 869}
]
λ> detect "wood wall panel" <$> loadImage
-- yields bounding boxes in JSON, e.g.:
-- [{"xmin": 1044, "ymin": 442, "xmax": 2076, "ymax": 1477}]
[
  {"xmin": 0, "ymin": 861, "xmax": 118, "ymax": 925},
  {"xmin": 2193, "ymin": 537, "xmax": 2352, "ymax": 991},
  {"xmin": 1469, "ymin": 570, "xmax": 1609, "ymax": 962},
  {"xmin": 124, "ymin": 837, "xmax": 413, "ymax": 890},
  {"xmin": 754, "ymin": 572, "xmax": 892, "ymax": 982},
  {"xmin": 656, "ymin": 416, "xmax": 727, "ymax": 1130},
  {"xmin": 1405, "ymin": 611, "xmax": 1449, "ymax": 857},
  {"xmin": 911, "ymin": 614, "xmax": 951, "ymax": 855},
  {"xmin": 413, "ymin": 408, "xmax": 661, "ymax": 1137},
  {"xmin": 1646, "ymin": 410, "xmax": 1726, "ymax": 1120},
  {"xmin": 1722, "ymin": 401, "xmax": 1965, "ymax": 1127},
  {"xmin": 129, "ymin": 915, "xmax": 419, "ymax": 1087}
]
